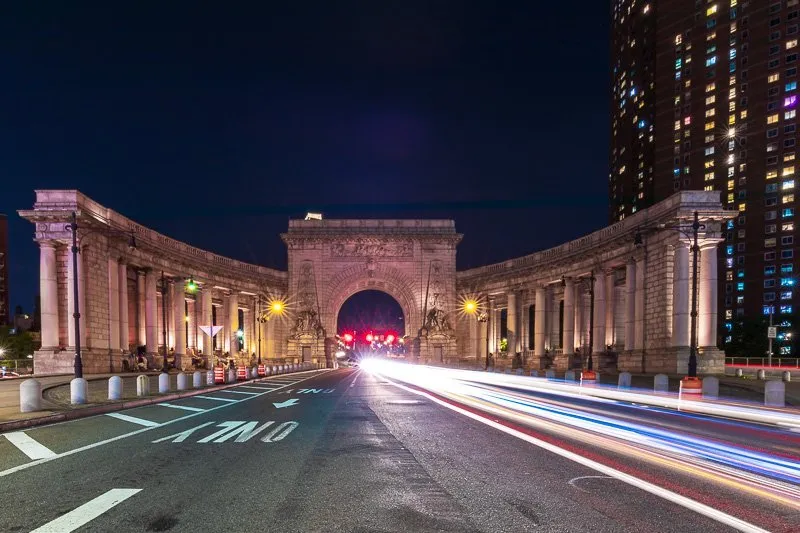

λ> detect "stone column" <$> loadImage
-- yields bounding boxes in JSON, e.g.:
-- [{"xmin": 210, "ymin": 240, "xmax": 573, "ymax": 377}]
[
  {"xmin": 592, "ymin": 271, "xmax": 606, "ymax": 354},
  {"xmin": 201, "ymin": 288, "xmax": 213, "ymax": 354},
  {"xmin": 672, "ymin": 243, "xmax": 690, "ymax": 347},
  {"xmin": 266, "ymin": 316, "xmax": 275, "ymax": 359},
  {"xmin": 507, "ymin": 291, "xmax": 518, "ymax": 355},
  {"xmin": 187, "ymin": 299, "xmax": 195, "ymax": 351},
  {"xmin": 573, "ymin": 283, "xmax": 583, "ymax": 352},
  {"xmin": 137, "ymin": 271, "xmax": 147, "ymax": 347},
  {"xmin": 604, "ymin": 270, "xmax": 615, "ymax": 347},
  {"xmin": 173, "ymin": 279, "xmax": 186, "ymax": 367},
  {"xmin": 698, "ymin": 244, "xmax": 718, "ymax": 347},
  {"xmin": 228, "ymin": 291, "xmax": 239, "ymax": 357},
  {"xmin": 167, "ymin": 280, "xmax": 176, "ymax": 350},
  {"xmin": 478, "ymin": 304, "xmax": 488, "ymax": 362},
  {"xmin": 625, "ymin": 260, "xmax": 636, "ymax": 351},
  {"xmin": 39, "ymin": 242, "xmax": 59, "ymax": 348},
  {"xmin": 107, "ymin": 257, "xmax": 121, "ymax": 352},
  {"xmin": 562, "ymin": 278, "xmax": 575, "ymax": 354},
  {"xmin": 634, "ymin": 256, "xmax": 646, "ymax": 350},
  {"xmin": 145, "ymin": 270, "xmax": 158, "ymax": 355},
  {"xmin": 118, "ymin": 262, "xmax": 129, "ymax": 352},
  {"xmin": 469, "ymin": 315, "xmax": 478, "ymax": 360},
  {"xmin": 534, "ymin": 286, "xmax": 546, "ymax": 356},
  {"xmin": 67, "ymin": 246, "xmax": 86, "ymax": 348}
]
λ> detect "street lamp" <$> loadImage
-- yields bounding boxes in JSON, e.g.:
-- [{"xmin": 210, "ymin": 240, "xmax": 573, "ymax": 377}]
[
  {"xmin": 65, "ymin": 211, "xmax": 136, "ymax": 379},
  {"xmin": 635, "ymin": 210, "xmax": 704, "ymax": 385}
]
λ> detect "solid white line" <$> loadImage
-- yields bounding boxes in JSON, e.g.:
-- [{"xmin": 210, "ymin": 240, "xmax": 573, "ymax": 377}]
[
  {"xmin": 0, "ymin": 370, "xmax": 333, "ymax": 479},
  {"xmin": 105, "ymin": 412, "xmax": 161, "ymax": 427},
  {"xmin": 384, "ymin": 378, "xmax": 770, "ymax": 533},
  {"xmin": 238, "ymin": 386, "xmax": 276, "ymax": 391},
  {"xmin": 217, "ymin": 390, "xmax": 259, "ymax": 395},
  {"xmin": 30, "ymin": 488, "xmax": 142, "ymax": 532},
  {"xmin": 4, "ymin": 432, "xmax": 57, "ymax": 460},
  {"xmin": 194, "ymin": 395, "xmax": 239, "ymax": 403},
  {"xmin": 157, "ymin": 403, "xmax": 206, "ymax": 413}
]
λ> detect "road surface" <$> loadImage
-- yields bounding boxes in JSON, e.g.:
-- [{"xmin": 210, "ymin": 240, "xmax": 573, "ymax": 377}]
[{"xmin": 1, "ymin": 366, "xmax": 798, "ymax": 532}]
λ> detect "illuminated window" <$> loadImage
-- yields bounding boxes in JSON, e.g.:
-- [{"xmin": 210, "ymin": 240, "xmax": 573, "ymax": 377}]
[
  {"xmin": 706, "ymin": 56, "xmax": 717, "ymax": 67},
  {"xmin": 769, "ymin": 114, "xmax": 780, "ymax": 124},
  {"xmin": 707, "ymin": 5, "xmax": 718, "ymax": 16},
  {"xmin": 768, "ymin": 170, "xmax": 779, "ymax": 179},
  {"xmin": 729, "ymin": 88, "xmax": 736, "ymax": 100},
  {"xmin": 739, "ymin": 203, "xmax": 746, "ymax": 212},
  {"xmin": 789, "ymin": 40, "xmax": 798, "ymax": 50},
  {"xmin": 766, "ymin": 238, "xmax": 777, "ymax": 248},
  {"xmin": 706, "ymin": 95, "xmax": 716, "ymax": 105},
  {"xmin": 784, "ymin": 180, "xmax": 796, "ymax": 190},
  {"xmin": 675, "ymin": 120, "xmax": 681, "ymax": 131},
  {"xmin": 729, "ymin": 114, "xmax": 736, "ymax": 125},
  {"xmin": 786, "ymin": 95, "xmax": 799, "ymax": 108},
  {"xmin": 706, "ymin": 108, "xmax": 716, "ymax": 117},
  {"xmin": 788, "ymin": 81, "xmax": 799, "ymax": 91},
  {"xmin": 783, "ymin": 222, "xmax": 795, "ymax": 231},
  {"xmin": 785, "ymin": 153, "xmax": 796, "ymax": 162},
  {"xmin": 784, "ymin": 194, "xmax": 795, "ymax": 204},
  {"xmin": 705, "ymin": 160, "xmax": 716, "ymax": 169},
  {"xmin": 705, "ymin": 171, "xmax": 715, "ymax": 181},
  {"xmin": 727, "ymin": 192, "xmax": 735, "ymax": 203},
  {"xmin": 741, "ymin": 109, "xmax": 748, "ymax": 119},
  {"xmin": 787, "ymin": 110, "xmax": 797, "ymax": 120},
  {"xmin": 675, "ymin": 34, "xmax": 683, "ymax": 46},
  {"xmin": 705, "ymin": 146, "xmax": 716, "ymax": 156},
  {"xmin": 705, "ymin": 121, "xmax": 715, "ymax": 131},
  {"xmin": 684, "ymin": 116, "xmax": 692, "ymax": 125},
  {"xmin": 706, "ymin": 82, "xmax": 716, "ymax": 92},
  {"xmin": 784, "ymin": 166, "xmax": 796, "ymax": 177},
  {"xmin": 728, "ymin": 179, "xmax": 735, "ymax": 189}
]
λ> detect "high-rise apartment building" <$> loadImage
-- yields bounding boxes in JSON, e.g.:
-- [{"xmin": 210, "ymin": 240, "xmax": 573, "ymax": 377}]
[
  {"xmin": 611, "ymin": 0, "xmax": 800, "ymax": 355},
  {"xmin": 0, "ymin": 214, "xmax": 9, "ymax": 326}
]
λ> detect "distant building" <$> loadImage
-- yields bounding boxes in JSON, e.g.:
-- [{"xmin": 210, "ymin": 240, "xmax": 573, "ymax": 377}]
[
  {"xmin": 610, "ymin": 1, "xmax": 800, "ymax": 355},
  {"xmin": 0, "ymin": 214, "xmax": 8, "ymax": 326}
]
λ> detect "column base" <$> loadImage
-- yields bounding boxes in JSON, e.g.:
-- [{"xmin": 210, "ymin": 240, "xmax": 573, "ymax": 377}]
[
  {"xmin": 34, "ymin": 348, "xmax": 122, "ymax": 374},
  {"xmin": 553, "ymin": 353, "xmax": 573, "ymax": 372},
  {"xmin": 617, "ymin": 350, "xmax": 644, "ymax": 373}
]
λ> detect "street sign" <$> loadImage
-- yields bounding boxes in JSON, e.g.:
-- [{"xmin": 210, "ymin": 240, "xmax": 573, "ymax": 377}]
[
  {"xmin": 199, "ymin": 325, "xmax": 223, "ymax": 338},
  {"xmin": 768, "ymin": 326, "xmax": 777, "ymax": 339}
]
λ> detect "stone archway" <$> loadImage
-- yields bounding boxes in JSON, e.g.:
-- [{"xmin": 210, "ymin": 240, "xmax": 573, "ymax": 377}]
[{"xmin": 280, "ymin": 219, "xmax": 462, "ymax": 364}]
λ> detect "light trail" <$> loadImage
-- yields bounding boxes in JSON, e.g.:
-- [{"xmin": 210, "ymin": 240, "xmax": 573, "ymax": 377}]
[{"xmin": 361, "ymin": 359, "xmax": 800, "ymax": 530}]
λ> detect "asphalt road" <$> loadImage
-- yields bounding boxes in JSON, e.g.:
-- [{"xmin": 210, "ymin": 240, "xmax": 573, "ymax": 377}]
[{"xmin": 1, "ymin": 367, "xmax": 798, "ymax": 532}]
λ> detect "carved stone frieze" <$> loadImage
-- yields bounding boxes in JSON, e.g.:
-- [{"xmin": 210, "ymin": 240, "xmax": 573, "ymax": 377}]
[{"xmin": 330, "ymin": 239, "xmax": 413, "ymax": 258}]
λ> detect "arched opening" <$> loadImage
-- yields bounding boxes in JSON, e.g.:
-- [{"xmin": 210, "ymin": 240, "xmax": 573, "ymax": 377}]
[{"xmin": 336, "ymin": 290, "xmax": 406, "ymax": 362}]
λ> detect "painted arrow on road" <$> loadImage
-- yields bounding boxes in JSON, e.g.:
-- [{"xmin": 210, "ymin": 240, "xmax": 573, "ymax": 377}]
[{"xmin": 273, "ymin": 398, "xmax": 299, "ymax": 409}]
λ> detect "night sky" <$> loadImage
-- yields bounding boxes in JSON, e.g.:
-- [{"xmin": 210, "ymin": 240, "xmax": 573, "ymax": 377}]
[{"xmin": 1, "ymin": 2, "xmax": 610, "ymax": 319}]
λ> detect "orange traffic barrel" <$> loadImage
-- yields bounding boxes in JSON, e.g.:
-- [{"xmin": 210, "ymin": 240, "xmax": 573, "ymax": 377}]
[
  {"xmin": 680, "ymin": 376, "xmax": 703, "ymax": 398},
  {"xmin": 580, "ymin": 370, "xmax": 597, "ymax": 385},
  {"xmin": 257, "ymin": 364, "xmax": 266, "ymax": 376},
  {"xmin": 236, "ymin": 365, "xmax": 247, "ymax": 381},
  {"xmin": 213, "ymin": 366, "xmax": 225, "ymax": 384}
]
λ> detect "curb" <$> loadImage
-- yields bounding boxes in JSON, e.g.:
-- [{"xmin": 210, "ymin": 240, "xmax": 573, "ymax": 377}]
[{"xmin": 0, "ymin": 368, "xmax": 326, "ymax": 433}]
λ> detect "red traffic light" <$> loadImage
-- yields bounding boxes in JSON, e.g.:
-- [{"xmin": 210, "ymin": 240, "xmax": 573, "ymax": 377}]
[
  {"xmin": 386, "ymin": 334, "xmax": 395, "ymax": 344},
  {"xmin": 343, "ymin": 333, "xmax": 353, "ymax": 343},
  {"xmin": 366, "ymin": 333, "xmax": 374, "ymax": 342}
]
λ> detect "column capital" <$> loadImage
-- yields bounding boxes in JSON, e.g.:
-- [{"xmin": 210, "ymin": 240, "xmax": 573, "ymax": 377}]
[
  {"xmin": 37, "ymin": 239, "xmax": 58, "ymax": 249},
  {"xmin": 700, "ymin": 242, "xmax": 720, "ymax": 251}
]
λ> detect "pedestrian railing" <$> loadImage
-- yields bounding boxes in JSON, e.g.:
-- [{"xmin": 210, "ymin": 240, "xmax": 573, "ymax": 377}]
[
  {"xmin": 1, "ymin": 359, "xmax": 34, "ymax": 375},
  {"xmin": 725, "ymin": 357, "xmax": 800, "ymax": 368}
]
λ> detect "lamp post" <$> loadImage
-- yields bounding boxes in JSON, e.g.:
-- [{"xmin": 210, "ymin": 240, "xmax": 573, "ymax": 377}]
[{"xmin": 64, "ymin": 211, "xmax": 136, "ymax": 379}]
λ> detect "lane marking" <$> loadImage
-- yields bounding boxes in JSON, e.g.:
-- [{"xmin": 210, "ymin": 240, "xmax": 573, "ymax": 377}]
[
  {"xmin": 30, "ymin": 488, "xmax": 142, "ymax": 532},
  {"xmin": 4, "ymin": 432, "xmax": 57, "ymax": 460},
  {"xmin": 238, "ymin": 386, "xmax": 276, "ymax": 391},
  {"xmin": 273, "ymin": 398, "xmax": 299, "ymax": 409},
  {"xmin": 194, "ymin": 395, "xmax": 239, "ymax": 403},
  {"xmin": 105, "ymin": 413, "xmax": 161, "ymax": 427},
  {"xmin": 0, "ymin": 370, "xmax": 333, "ymax": 478},
  {"xmin": 157, "ymin": 403, "xmax": 206, "ymax": 412},
  {"xmin": 217, "ymin": 390, "xmax": 259, "ymax": 395},
  {"xmin": 383, "ymin": 377, "xmax": 771, "ymax": 533}
]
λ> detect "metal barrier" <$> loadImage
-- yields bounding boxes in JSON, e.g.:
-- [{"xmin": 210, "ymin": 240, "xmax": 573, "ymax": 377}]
[
  {"xmin": 1, "ymin": 359, "xmax": 34, "ymax": 375},
  {"xmin": 725, "ymin": 357, "xmax": 800, "ymax": 368}
]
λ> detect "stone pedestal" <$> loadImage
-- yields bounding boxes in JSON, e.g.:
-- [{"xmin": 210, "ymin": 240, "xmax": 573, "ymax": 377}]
[
  {"xmin": 617, "ymin": 350, "xmax": 644, "ymax": 373},
  {"xmin": 420, "ymin": 334, "xmax": 458, "ymax": 365},
  {"xmin": 553, "ymin": 352, "xmax": 571, "ymax": 372}
]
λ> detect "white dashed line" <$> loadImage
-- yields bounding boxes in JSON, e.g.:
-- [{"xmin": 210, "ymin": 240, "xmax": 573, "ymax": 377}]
[
  {"xmin": 217, "ymin": 390, "xmax": 259, "ymax": 395},
  {"xmin": 157, "ymin": 403, "xmax": 206, "ymax": 412},
  {"xmin": 105, "ymin": 413, "xmax": 161, "ymax": 427},
  {"xmin": 237, "ymin": 386, "xmax": 276, "ymax": 391},
  {"xmin": 30, "ymin": 488, "xmax": 142, "ymax": 532},
  {"xmin": 194, "ymin": 395, "xmax": 238, "ymax": 403},
  {"xmin": 4, "ymin": 432, "xmax": 57, "ymax": 460}
]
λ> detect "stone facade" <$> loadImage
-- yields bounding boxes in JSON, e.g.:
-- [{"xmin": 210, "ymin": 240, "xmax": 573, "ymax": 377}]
[{"xmin": 20, "ymin": 189, "xmax": 734, "ymax": 375}]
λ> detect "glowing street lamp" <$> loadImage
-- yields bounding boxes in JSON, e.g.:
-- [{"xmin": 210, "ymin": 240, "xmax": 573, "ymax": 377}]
[
  {"xmin": 463, "ymin": 299, "xmax": 478, "ymax": 314},
  {"xmin": 186, "ymin": 278, "xmax": 198, "ymax": 293}
]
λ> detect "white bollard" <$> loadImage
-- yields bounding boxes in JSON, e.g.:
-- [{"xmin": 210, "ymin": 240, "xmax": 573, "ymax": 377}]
[
  {"xmin": 108, "ymin": 376, "xmax": 123, "ymax": 401},
  {"xmin": 19, "ymin": 379, "xmax": 42, "ymax": 413},
  {"xmin": 618, "ymin": 372, "xmax": 632, "ymax": 389},
  {"xmin": 70, "ymin": 377, "xmax": 88, "ymax": 405},
  {"xmin": 515, "ymin": 368, "xmax": 524, "ymax": 375},
  {"xmin": 227, "ymin": 369, "xmax": 235, "ymax": 383},
  {"xmin": 244, "ymin": 367, "xmax": 251, "ymax": 379},
  {"xmin": 158, "ymin": 373, "xmax": 170, "ymax": 394},
  {"xmin": 206, "ymin": 370, "xmax": 214, "ymax": 386},
  {"xmin": 252, "ymin": 366, "xmax": 257, "ymax": 378},
  {"xmin": 530, "ymin": 370, "xmax": 539, "ymax": 377},
  {"xmin": 564, "ymin": 370, "xmax": 576, "ymax": 382},
  {"xmin": 193, "ymin": 371, "xmax": 202, "ymax": 388},
  {"xmin": 177, "ymin": 372, "xmax": 188, "ymax": 391},
  {"xmin": 757, "ymin": 369, "xmax": 766, "ymax": 380},
  {"xmin": 272, "ymin": 366, "xmax": 278, "ymax": 375},
  {"xmin": 545, "ymin": 369, "xmax": 556, "ymax": 379},
  {"xmin": 654, "ymin": 374, "xmax": 669, "ymax": 393},
  {"xmin": 735, "ymin": 368, "xmax": 743, "ymax": 378},
  {"xmin": 765, "ymin": 381, "xmax": 786, "ymax": 407},
  {"xmin": 136, "ymin": 374, "xmax": 150, "ymax": 397},
  {"xmin": 702, "ymin": 376, "xmax": 719, "ymax": 399},
  {"xmin": 783, "ymin": 371, "xmax": 792, "ymax": 382}
]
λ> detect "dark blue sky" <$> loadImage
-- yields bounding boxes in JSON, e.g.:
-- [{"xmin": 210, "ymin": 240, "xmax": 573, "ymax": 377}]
[{"xmin": 1, "ymin": 2, "xmax": 610, "ymax": 313}]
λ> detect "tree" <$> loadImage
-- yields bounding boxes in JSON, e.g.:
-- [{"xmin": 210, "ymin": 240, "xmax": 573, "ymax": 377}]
[
  {"xmin": 0, "ymin": 326, "xmax": 36, "ymax": 360},
  {"xmin": 724, "ymin": 316, "xmax": 770, "ymax": 358}
]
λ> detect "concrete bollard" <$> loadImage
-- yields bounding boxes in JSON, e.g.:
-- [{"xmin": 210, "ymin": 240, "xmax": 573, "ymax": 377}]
[
  {"xmin": 564, "ymin": 370, "xmax": 576, "ymax": 382},
  {"xmin": 136, "ymin": 374, "xmax": 150, "ymax": 397},
  {"xmin": 228, "ymin": 369, "xmax": 235, "ymax": 383},
  {"xmin": 702, "ymin": 376, "xmax": 719, "ymax": 400},
  {"xmin": 545, "ymin": 369, "xmax": 556, "ymax": 379},
  {"xmin": 654, "ymin": 374, "xmax": 669, "ymax": 393},
  {"xmin": 530, "ymin": 370, "xmax": 539, "ymax": 377},
  {"xmin": 193, "ymin": 371, "xmax": 202, "ymax": 388},
  {"xmin": 177, "ymin": 372, "xmax": 188, "ymax": 391},
  {"xmin": 765, "ymin": 381, "xmax": 786, "ymax": 407},
  {"xmin": 272, "ymin": 366, "xmax": 278, "ymax": 375},
  {"xmin": 70, "ymin": 377, "xmax": 88, "ymax": 405},
  {"xmin": 206, "ymin": 370, "xmax": 214, "ymax": 386},
  {"xmin": 244, "ymin": 367, "xmax": 251, "ymax": 379},
  {"xmin": 515, "ymin": 368, "xmax": 524, "ymax": 375},
  {"xmin": 158, "ymin": 373, "xmax": 170, "ymax": 394},
  {"xmin": 735, "ymin": 368, "xmax": 743, "ymax": 378},
  {"xmin": 108, "ymin": 376, "xmax": 123, "ymax": 401},
  {"xmin": 618, "ymin": 372, "xmax": 632, "ymax": 389},
  {"xmin": 20, "ymin": 379, "xmax": 42, "ymax": 413},
  {"xmin": 252, "ymin": 366, "xmax": 257, "ymax": 378},
  {"xmin": 757, "ymin": 369, "xmax": 766, "ymax": 380},
  {"xmin": 783, "ymin": 371, "xmax": 792, "ymax": 382}
]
